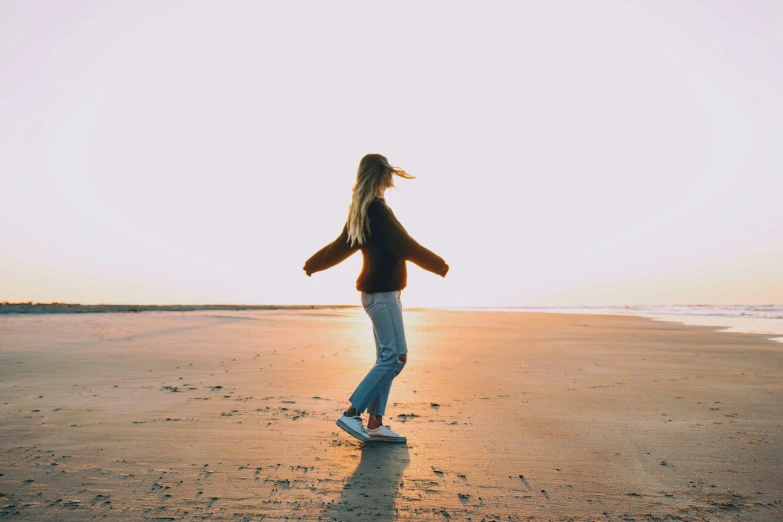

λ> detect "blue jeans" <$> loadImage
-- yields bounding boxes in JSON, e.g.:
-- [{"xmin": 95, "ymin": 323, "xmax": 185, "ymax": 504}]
[{"xmin": 349, "ymin": 290, "xmax": 408, "ymax": 417}]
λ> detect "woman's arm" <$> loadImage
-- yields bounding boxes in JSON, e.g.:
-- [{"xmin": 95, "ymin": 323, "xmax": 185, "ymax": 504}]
[
  {"xmin": 303, "ymin": 223, "xmax": 358, "ymax": 276},
  {"xmin": 370, "ymin": 203, "xmax": 449, "ymax": 277}
]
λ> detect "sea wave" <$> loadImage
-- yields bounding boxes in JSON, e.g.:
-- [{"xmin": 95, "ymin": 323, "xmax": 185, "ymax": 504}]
[{"xmin": 525, "ymin": 305, "xmax": 783, "ymax": 321}]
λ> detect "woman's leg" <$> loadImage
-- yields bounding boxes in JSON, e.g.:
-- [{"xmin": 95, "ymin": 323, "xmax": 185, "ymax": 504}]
[
  {"xmin": 367, "ymin": 291, "xmax": 407, "ymax": 430},
  {"xmin": 348, "ymin": 292, "xmax": 408, "ymax": 418},
  {"xmin": 365, "ymin": 323, "xmax": 389, "ymax": 416},
  {"xmin": 343, "ymin": 322, "xmax": 385, "ymax": 418}
]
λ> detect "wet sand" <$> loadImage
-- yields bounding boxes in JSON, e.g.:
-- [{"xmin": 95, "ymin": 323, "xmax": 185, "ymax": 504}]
[{"xmin": 1, "ymin": 309, "xmax": 781, "ymax": 520}]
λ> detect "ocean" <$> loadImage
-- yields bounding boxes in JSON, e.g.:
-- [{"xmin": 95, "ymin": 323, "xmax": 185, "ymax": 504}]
[{"xmin": 439, "ymin": 305, "xmax": 783, "ymax": 344}]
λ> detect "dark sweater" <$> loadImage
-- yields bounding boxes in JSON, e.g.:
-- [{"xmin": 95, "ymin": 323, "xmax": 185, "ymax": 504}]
[{"xmin": 304, "ymin": 198, "xmax": 449, "ymax": 292}]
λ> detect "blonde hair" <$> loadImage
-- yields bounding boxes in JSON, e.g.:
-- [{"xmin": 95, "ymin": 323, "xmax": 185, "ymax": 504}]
[{"xmin": 346, "ymin": 154, "xmax": 414, "ymax": 246}]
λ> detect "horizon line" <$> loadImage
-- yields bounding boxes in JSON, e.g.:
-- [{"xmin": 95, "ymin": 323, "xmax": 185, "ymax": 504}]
[{"xmin": 2, "ymin": 302, "xmax": 780, "ymax": 308}]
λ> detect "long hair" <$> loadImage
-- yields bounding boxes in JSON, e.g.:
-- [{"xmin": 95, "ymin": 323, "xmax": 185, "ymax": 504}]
[{"xmin": 346, "ymin": 154, "xmax": 414, "ymax": 246}]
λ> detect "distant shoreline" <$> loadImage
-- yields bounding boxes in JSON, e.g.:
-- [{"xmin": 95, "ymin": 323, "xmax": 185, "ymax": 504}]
[
  {"xmin": 2, "ymin": 302, "xmax": 781, "ymax": 343},
  {"xmin": 0, "ymin": 303, "xmax": 358, "ymax": 315}
]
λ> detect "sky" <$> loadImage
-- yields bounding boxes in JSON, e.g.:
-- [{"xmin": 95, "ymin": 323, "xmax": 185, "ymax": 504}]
[{"xmin": 1, "ymin": 1, "xmax": 782, "ymax": 307}]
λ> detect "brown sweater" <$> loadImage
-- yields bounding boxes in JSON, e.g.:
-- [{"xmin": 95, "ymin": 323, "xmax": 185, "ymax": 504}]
[{"xmin": 303, "ymin": 198, "xmax": 449, "ymax": 292}]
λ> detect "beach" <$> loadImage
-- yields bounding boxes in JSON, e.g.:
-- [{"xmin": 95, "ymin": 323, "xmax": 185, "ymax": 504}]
[{"xmin": 1, "ymin": 309, "xmax": 781, "ymax": 521}]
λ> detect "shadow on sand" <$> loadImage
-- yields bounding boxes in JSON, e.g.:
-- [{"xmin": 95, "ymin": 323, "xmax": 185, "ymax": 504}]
[{"xmin": 321, "ymin": 443, "xmax": 411, "ymax": 521}]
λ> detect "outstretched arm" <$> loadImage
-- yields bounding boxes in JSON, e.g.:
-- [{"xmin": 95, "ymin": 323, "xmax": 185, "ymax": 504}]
[
  {"xmin": 371, "ymin": 204, "xmax": 449, "ymax": 277},
  {"xmin": 303, "ymin": 223, "xmax": 358, "ymax": 276}
]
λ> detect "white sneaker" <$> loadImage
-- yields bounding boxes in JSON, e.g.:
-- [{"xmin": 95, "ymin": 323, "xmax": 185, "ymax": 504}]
[
  {"xmin": 336, "ymin": 414, "xmax": 370, "ymax": 442},
  {"xmin": 366, "ymin": 424, "xmax": 407, "ymax": 443}
]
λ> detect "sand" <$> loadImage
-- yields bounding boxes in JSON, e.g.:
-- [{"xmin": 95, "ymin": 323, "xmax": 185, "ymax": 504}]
[{"xmin": 1, "ymin": 309, "xmax": 781, "ymax": 521}]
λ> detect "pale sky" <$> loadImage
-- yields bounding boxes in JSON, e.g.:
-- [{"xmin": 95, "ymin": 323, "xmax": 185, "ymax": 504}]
[{"xmin": 1, "ymin": 1, "xmax": 782, "ymax": 307}]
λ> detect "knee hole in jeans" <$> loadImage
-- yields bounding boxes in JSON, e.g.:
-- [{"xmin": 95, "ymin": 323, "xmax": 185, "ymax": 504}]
[{"xmin": 393, "ymin": 354, "xmax": 407, "ymax": 377}]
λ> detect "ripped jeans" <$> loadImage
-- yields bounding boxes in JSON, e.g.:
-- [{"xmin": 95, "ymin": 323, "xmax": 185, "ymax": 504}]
[{"xmin": 349, "ymin": 290, "xmax": 408, "ymax": 417}]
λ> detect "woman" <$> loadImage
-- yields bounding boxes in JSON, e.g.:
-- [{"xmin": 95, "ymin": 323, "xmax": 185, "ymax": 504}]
[{"xmin": 303, "ymin": 153, "xmax": 449, "ymax": 443}]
